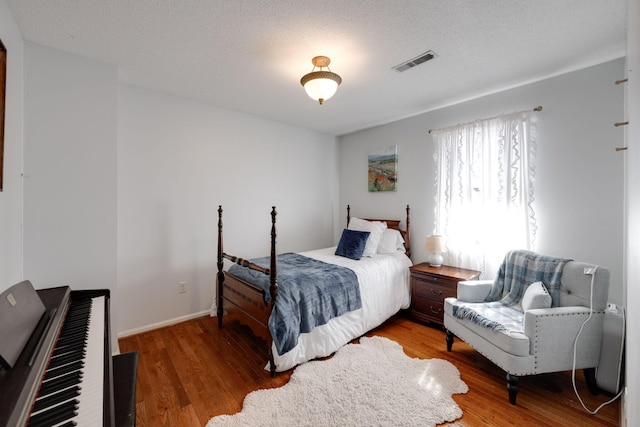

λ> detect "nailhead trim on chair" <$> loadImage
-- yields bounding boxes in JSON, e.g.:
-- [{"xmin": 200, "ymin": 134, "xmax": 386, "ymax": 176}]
[{"xmin": 531, "ymin": 311, "xmax": 605, "ymax": 372}]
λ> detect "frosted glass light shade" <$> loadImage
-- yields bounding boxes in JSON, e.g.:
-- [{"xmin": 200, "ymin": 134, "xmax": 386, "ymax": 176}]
[
  {"xmin": 302, "ymin": 73, "xmax": 340, "ymax": 104},
  {"xmin": 300, "ymin": 56, "xmax": 342, "ymax": 105}
]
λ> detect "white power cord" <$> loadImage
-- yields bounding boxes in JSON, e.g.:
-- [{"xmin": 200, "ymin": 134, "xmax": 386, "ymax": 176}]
[{"xmin": 571, "ymin": 265, "xmax": 625, "ymax": 414}]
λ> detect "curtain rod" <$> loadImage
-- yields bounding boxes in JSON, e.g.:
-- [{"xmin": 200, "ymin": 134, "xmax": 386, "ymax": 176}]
[{"xmin": 428, "ymin": 106, "xmax": 543, "ymax": 134}]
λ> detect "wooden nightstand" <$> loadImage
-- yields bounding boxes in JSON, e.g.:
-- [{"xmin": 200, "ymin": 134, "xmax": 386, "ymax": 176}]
[{"xmin": 409, "ymin": 263, "xmax": 481, "ymax": 326}]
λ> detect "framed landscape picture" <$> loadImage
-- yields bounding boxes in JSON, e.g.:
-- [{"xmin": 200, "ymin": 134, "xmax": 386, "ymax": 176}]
[{"xmin": 368, "ymin": 145, "xmax": 397, "ymax": 192}]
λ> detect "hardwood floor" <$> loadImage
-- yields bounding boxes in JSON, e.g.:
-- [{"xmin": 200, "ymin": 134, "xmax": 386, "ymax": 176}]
[{"xmin": 118, "ymin": 313, "xmax": 621, "ymax": 426}]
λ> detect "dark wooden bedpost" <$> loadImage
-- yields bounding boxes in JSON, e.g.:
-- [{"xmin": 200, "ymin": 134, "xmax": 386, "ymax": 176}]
[
  {"xmin": 405, "ymin": 204, "xmax": 411, "ymax": 259},
  {"xmin": 216, "ymin": 206, "xmax": 225, "ymax": 327},
  {"xmin": 269, "ymin": 206, "xmax": 278, "ymax": 302},
  {"xmin": 347, "ymin": 204, "xmax": 351, "ymax": 227},
  {"xmin": 269, "ymin": 206, "xmax": 278, "ymax": 377}
]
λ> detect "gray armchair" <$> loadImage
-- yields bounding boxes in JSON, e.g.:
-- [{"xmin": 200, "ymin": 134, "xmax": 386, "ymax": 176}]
[{"xmin": 443, "ymin": 250, "xmax": 610, "ymax": 404}]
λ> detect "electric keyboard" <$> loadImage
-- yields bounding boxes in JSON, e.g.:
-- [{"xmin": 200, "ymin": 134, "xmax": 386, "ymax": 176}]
[{"xmin": 0, "ymin": 285, "xmax": 137, "ymax": 427}]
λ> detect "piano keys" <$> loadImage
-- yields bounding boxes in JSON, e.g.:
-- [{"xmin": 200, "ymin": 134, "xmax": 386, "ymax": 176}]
[
  {"xmin": 29, "ymin": 295, "xmax": 105, "ymax": 426},
  {"xmin": 0, "ymin": 284, "xmax": 137, "ymax": 427}
]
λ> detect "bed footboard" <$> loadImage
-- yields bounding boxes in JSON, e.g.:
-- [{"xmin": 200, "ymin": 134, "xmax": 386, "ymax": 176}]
[{"xmin": 220, "ymin": 273, "xmax": 270, "ymax": 340}]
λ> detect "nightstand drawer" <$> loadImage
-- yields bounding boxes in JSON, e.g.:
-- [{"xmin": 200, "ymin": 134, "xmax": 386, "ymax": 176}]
[
  {"xmin": 408, "ymin": 263, "xmax": 481, "ymax": 326},
  {"xmin": 412, "ymin": 280, "xmax": 456, "ymax": 300},
  {"xmin": 411, "ymin": 297, "xmax": 445, "ymax": 319},
  {"xmin": 410, "ymin": 272, "xmax": 454, "ymax": 286}
]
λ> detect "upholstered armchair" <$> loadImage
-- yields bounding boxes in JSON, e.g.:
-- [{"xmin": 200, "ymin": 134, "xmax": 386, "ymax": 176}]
[{"xmin": 443, "ymin": 250, "xmax": 610, "ymax": 404}]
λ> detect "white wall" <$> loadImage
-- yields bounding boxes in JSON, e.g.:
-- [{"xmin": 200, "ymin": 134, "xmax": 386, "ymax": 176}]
[
  {"xmin": 624, "ymin": 0, "xmax": 639, "ymax": 424},
  {"xmin": 0, "ymin": 0, "xmax": 24, "ymax": 290},
  {"xmin": 339, "ymin": 59, "xmax": 625, "ymax": 306},
  {"xmin": 117, "ymin": 85, "xmax": 339, "ymax": 334},
  {"xmin": 18, "ymin": 41, "xmax": 339, "ymax": 342},
  {"xmin": 22, "ymin": 42, "xmax": 119, "ymax": 344},
  {"xmin": 23, "ymin": 42, "xmax": 118, "ymax": 292}
]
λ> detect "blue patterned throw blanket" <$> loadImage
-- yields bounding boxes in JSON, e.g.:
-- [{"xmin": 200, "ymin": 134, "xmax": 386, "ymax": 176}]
[
  {"xmin": 452, "ymin": 250, "xmax": 571, "ymax": 332},
  {"xmin": 228, "ymin": 253, "xmax": 361, "ymax": 355}
]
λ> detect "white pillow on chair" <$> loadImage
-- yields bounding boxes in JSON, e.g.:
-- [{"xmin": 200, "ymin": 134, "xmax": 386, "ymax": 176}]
[{"xmin": 521, "ymin": 281, "xmax": 552, "ymax": 311}]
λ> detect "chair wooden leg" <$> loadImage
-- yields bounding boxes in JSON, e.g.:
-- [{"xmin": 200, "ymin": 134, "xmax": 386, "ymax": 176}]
[
  {"xmin": 507, "ymin": 373, "xmax": 519, "ymax": 405},
  {"xmin": 584, "ymin": 368, "xmax": 599, "ymax": 395},
  {"xmin": 445, "ymin": 329, "xmax": 454, "ymax": 352}
]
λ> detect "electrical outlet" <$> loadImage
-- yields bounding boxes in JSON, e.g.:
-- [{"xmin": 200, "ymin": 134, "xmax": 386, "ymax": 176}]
[
  {"xmin": 583, "ymin": 267, "xmax": 596, "ymax": 275},
  {"xmin": 179, "ymin": 281, "xmax": 188, "ymax": 294}
]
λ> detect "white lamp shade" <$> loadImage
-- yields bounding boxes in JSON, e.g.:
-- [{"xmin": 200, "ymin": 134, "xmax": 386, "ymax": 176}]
[
  {"xmin": 303, "ymin": 75, "xmax": 339, "ymax": 103},
  {"xmin": 425, "ymin": 235, "xmax": 445, "ymax": 253},
  {"xmin": 425, "ymin": 235, "xmax": 445, "ymax": 267}
]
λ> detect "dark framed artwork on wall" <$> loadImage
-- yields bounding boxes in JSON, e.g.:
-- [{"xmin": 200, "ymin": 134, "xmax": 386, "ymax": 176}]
[{"xmin": 0, "ymin": 38, "xmax": 5, "ymax": 192}]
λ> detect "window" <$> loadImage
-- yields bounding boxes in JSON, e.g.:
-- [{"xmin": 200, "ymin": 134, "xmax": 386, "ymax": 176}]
[{"xmin": 431, "ymin": 111, "xmax": 537, "ymax": 278}]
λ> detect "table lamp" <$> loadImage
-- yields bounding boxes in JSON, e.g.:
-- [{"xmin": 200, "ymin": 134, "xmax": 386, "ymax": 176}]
[{"xmin": 425, "ymin": 235, "xmax": 445, "ymax": 267}]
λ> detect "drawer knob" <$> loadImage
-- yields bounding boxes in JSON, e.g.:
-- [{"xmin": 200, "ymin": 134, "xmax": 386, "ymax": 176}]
[
  {"xmin": 430, "ymin": 306, "xmax": 443, "ymax": 314},
  {"xmin": 431, "ymin": 288, "xmax": 442, "ymax": 296}
]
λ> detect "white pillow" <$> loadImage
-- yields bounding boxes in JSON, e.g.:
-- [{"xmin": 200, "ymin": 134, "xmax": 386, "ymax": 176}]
[
  {"xmin": 376, "ymin": 228, "xmax": 405, "ymax": 254},
  {"xmin": 348, "ymin": 217, "xmax": 387, "ymax": 257},
  {"xmin": 521, "ymin": 281, "xmax": 552, "ymax": 311}
]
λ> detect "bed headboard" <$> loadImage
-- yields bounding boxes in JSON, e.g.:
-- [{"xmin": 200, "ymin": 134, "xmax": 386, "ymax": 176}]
[{"xmin": 346, "ymin": 205, "xmax": 411, "ymax": 258}]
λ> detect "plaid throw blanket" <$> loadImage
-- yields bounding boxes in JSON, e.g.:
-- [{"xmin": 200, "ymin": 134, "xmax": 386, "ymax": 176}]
[
  {"xmin": 452, "ymin": 250, "xmax": 571, "ymax": 332},
  {"xmin": 228, "ymin": 253, "xmax": 361, "ymax": 355}
]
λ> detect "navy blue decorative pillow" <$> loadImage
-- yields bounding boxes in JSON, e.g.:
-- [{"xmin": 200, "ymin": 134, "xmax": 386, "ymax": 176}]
[{"xmin": 335, "ymin": 229, "xmax": 371, "ymax": 260}]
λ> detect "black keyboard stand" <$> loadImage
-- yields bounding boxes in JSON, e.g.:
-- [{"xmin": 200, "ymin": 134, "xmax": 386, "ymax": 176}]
[{"xmin": 113, "ymin": 351, "xmax": 138, "ymax": 427}]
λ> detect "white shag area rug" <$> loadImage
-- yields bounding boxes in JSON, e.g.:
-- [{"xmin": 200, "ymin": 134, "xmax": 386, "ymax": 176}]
[{"xmin": 206, "ymin": 335, "xmax": 468, "ymax": 427}]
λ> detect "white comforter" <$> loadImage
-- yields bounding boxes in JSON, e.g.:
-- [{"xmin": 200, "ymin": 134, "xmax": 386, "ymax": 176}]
[{"xmin": 269, "ymin": 246, "xmax": 412, "ymax": 372}]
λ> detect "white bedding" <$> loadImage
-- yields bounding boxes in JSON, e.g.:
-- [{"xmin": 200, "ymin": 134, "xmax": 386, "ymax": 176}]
[{"xmin": 268, "ymin": 246, "xmax": 412, "ymax": 372}]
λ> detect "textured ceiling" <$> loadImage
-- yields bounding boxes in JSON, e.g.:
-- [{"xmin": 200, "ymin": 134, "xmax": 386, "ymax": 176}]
[{"xmin": 7, "ymin": 0, "xmax": 627, "ymax": 136}]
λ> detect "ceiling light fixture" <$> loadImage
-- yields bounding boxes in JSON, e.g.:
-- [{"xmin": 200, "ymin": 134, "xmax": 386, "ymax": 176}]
[{"xmin": 300, "ymin": 56, "xmax": 342, "ymax": 105}]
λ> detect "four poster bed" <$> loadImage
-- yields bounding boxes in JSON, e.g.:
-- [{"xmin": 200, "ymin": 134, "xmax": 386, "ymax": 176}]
[{"xmin": 216, "ymin": 205, "xmax": 412, "ymax": 375}]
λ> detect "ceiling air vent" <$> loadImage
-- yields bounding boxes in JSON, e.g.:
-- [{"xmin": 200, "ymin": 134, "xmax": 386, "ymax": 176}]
[{"xmin": 392, "ymin": 50, "xmax": 437, "ymax": 73}]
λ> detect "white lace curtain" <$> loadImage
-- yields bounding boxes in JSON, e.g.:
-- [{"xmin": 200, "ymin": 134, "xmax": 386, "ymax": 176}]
[{"xmin": 431, "ymin": 111, "xmax": 537, "ymax": 279}]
